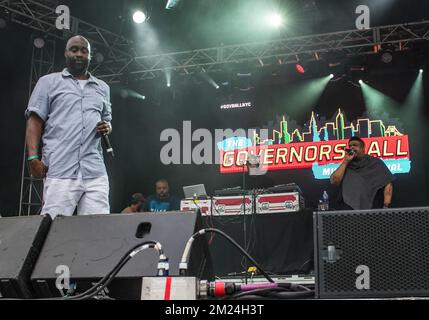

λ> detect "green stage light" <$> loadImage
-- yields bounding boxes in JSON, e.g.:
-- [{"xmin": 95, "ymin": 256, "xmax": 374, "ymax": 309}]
[
  {"xmin": 277, "ymin": 75, "xmax": 332, "ymax": 118},
  {"xmin": 360, "ymin": 81, "xmax": 400, "ymax": 119},
  {"xmin": 402, "ymin": 70, "xmax": 424, "ymax": 129},
  {"xmin": 165, "ymin": 68, "xmax": 172, "ymax": 88}
]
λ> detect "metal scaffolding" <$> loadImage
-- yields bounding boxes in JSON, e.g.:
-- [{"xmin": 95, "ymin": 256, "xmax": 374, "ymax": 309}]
[
  {"xmin": 92, "ymin": 20, "xmax": 429, "ymax": 83},
  {"xmin": 18, "ymin": 36, "xmax": 56, "ymax": 215},
  {"xmin": 3, "ymin": 0, "xmax": 429, "ymax": 83},
  {"xmin": 0, "ymin": 0, "xmax": 133, "ymax": 60}
]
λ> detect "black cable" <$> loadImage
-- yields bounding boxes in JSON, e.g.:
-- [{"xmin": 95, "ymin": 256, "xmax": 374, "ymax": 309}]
[
  {"xmin": 193, "ymin": 199, "xmax": 215, "ymax": 245},
  {"xmin": 66, "ymin": 240, "xmax": 159, "ymax": 300},
  {"xmin": 188, "ymin": 228, "xmax": 275, "ymax": 283},
  {"xmin": 69, "ymin": 254, "xmax": 132, "ymax": 300},
  {"xmin": 240, "ymin": 189, "xmax": 259, "ymax": 279},
  {"xmin": 241, "ymin": 164, "xmax": 248, "ymax": 284}
]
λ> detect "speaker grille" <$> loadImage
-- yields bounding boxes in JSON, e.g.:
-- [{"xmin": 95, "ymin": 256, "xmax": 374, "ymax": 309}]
[{"xmin": 316, "ymin": 207, "xmax": 429, "ymax": 298}]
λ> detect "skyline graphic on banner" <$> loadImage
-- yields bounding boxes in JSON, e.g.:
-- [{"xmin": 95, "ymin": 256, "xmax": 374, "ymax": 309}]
[{"xmin": 253, "ymin": 109, "xmax": 403, "ymax": 146}]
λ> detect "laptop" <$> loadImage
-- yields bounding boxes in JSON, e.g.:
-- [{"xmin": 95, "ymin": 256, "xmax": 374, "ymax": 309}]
[{"xmin": 183, "ymin": 184, "xmax": 208, "ymax": 199}]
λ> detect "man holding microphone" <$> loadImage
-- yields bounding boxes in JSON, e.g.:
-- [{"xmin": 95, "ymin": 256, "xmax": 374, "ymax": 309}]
[{"xmin": 25, "ymin": 35, "xmax": 112, "ymax": 219}]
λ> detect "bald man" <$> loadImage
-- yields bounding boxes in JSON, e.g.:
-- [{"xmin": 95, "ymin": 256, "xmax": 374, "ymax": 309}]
[{"xmin": 25, "ymin": 35, "xmax": 113, "ymax": 219}]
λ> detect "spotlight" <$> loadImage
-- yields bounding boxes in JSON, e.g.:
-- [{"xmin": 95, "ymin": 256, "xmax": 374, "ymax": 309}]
[
  {"xmin": 419, "ymin": 69, "xmax": 424, "ymax": 73},
  {"xmin": 133, "ymin": 10, "xmax": 146, "ymax": 24},
  {"xmin": 267, "ymin": 13, "xmax": 283, "ymax": 28},
  {"xmin": 381, "ymin": 51, "xmax": 393, "ymax": 64},
  {"xmin": 329, "ymin": 74, "xmax": 334, "ymax": 79},
  {"xmin": 215, "ymin": 84, "xmax": 220, "ymax": 89},
  {"xmin": 165, "ymin": 68, "xmax": 172, "ymax": 88},
  {"xmin": 359, "ymin": 79, "xmax": 363, "ymax": 84},
  {"xmin": 33, "ymin": 38, "xmax": 45, "ymax": 49},
  {"xmin": 296, "ymin": 64, "xmax": 305, "ymax": 74},
  {"xmin": 166, "ymin": 0, "xmax": 183, "ymax": 10}
]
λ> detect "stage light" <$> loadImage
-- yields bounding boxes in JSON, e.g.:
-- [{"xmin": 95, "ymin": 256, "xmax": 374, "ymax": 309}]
[
  {"xmin": 360, "ymin": 81, "xmax": 400, "ymax": 119},
  {"xmin": 282, "ymin": 75, "xmax": 332, "ymax": 118},
  {"xmin": 329, "ymin": 74, "xmax": 334, "ymax": 79},
  {"xmin": 33, "ymin": 38, "xmax": 45, "ymax": 49},
  {"xmin": 207, "ymin": 79, "xmax": 219, "ymax": 89},
  {"xmin": 198, "ymin": 70, "xmax": 220, "ymax": 89},
  {"xmin": 120, "ymin": 89, "xmax": 145, "ymax": 101},
  {"xmin": 267, "ymin": 13, "xmax": 283, "ymax": 28},
  {"xmin": 358, "ymin": 79, "xmax": 363, "ymax": 84},
  {"xmin": 166, "ymin": 0, "xmax": 183, "ymax": 10},
  {"xmin": 381, "ymin": 51, "xmax": 393, "ymax": 64},
  {"xmin": 402, "ymin": 68, "xmax": 424, "ymax": 127},
  {"xmin": 165, "ymin": 68, "xmax": 172, "ymax": 88},
  {"xmin": 133, "ymin": 10, "xmax": 146, "ymax": 24},
  {"xmin": 296, "ymin": 64, "xmax": 305, "ymax": 74}
]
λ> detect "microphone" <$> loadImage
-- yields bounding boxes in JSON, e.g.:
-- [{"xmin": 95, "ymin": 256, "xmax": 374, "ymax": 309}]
[
  {"xmin": 345, "ymin": 148, "xmax": 355, "ymax": 156},
  {"xmin": 246, "ymin": 154, "xmax": 260, "ymax": 167},
  {"xmin": 102, "ymin": 134, "xmax": 115, "ymax": 157}
]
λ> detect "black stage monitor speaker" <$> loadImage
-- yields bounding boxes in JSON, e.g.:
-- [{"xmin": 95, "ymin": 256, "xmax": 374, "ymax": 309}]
[
  {"xmin": 314, "ymin": 207, "xmax": 429, "ymax": 299},
  {"xmin": 31, "ymin": 211, "xmax": 213, "ymax": 299},
  {"xmin": 0, "ymin": 215, "xmax": 52, "ymax": 298}
]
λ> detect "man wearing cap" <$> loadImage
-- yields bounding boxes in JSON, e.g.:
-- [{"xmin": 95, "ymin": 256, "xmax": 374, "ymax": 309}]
[{"xmin": 121, "ymin": 193, "xmax": 145, "ymax": 213}]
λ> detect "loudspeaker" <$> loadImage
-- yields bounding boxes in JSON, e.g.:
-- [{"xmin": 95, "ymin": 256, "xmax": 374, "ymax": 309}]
[
  {"xmin": 31, "ymin": 211, "xmax": 213, "ymax": 299},
  {"xmin": 314, "ymin": 207, "xmax": 429, "ymax": 299},
  {"xmin": 0, "ymin": 215, "xmax": 52, "ymax": 298}
]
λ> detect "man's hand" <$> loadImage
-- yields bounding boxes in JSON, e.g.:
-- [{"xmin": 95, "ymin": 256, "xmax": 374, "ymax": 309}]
[
  {"xmin": 344, "ymin": 151, "xmax": 355, "ymax": 164},
  {"xmin": 29, "ymin": 159, "xmax": 48, "ymax": 178},
  {"xmin": 96, "ymin": 121, "xmax": 112, "ymax": 135}
]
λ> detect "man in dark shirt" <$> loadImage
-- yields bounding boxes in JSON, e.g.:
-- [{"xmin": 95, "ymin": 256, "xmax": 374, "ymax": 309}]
[
  {"xmin": 330, "ymin": 136, "xmax": 395, "ymax": 210},
  {"xmin": 143, "ymin": 179, "xmax": 180, "ymax": 212}
]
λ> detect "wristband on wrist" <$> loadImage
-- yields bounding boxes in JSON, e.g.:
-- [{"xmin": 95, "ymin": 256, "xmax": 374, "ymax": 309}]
[{"xmin": 27, "ymin": 155, "xmax": 40, "ymax": 161}]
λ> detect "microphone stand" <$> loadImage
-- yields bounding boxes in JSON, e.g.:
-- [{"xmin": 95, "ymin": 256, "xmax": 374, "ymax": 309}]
[
  {"xmin": 241, "ymin": 161, "xmax": 248, "ymax": 284},
  {"xmin": 241, "ymin": 155, "xmax": 260, "ymax": 284}
]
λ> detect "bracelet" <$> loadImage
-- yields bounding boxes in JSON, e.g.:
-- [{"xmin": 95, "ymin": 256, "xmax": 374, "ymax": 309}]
[{"xmin": 27, "ymin": 155, "xmax": 40, "ymax": 161}]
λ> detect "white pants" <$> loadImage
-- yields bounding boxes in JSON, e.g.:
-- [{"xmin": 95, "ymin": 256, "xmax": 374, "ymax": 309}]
[{"xmin": 41, "ymin": 172, "xmax": 110, "ymax": 219}]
